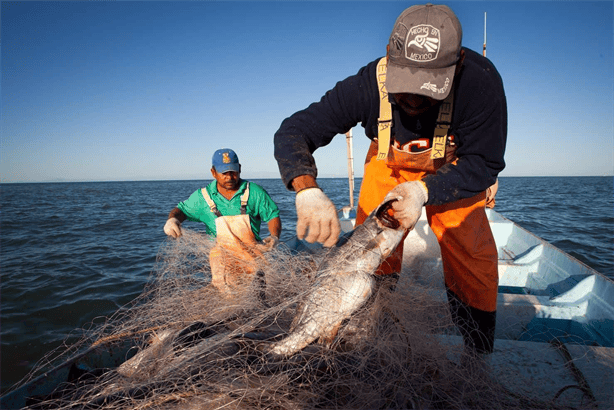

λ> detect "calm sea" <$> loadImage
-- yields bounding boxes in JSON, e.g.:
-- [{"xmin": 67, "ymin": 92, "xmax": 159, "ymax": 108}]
[{"xmin": 1, "ymin": 176, "xmax": 613, "ymax": 392}]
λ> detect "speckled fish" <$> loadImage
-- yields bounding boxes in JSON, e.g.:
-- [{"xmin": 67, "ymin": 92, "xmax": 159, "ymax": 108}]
[{"xmin": 269, "ymin": 198, "xmax": 406, "ymax": 357}]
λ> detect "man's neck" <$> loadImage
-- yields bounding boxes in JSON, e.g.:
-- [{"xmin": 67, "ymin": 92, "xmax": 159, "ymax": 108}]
[{"xmin": 216, "ymin": 181, "xmax": 240, "ymax": 200}]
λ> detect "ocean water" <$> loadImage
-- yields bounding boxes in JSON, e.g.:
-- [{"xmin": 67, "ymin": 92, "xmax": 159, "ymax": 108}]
[{"xmin": 1, "ymin": 176, "xmax": 613, "ymax": 393}]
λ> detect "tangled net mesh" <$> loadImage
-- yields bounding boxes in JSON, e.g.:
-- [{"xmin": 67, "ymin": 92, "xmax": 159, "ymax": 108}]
[{"xmin": 12, "ymin": 230, "xmax": 577, "ymax": 410}]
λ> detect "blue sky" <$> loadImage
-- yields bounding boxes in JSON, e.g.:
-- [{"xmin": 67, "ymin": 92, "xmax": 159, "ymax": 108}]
[{"xmin": 2, "ymin": 1, "xmax": 613, "ymax": 183}]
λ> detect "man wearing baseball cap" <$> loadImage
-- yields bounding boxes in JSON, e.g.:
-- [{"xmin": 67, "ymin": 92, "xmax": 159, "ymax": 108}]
[
  {"xmin": 274, "ymin": 3, "xmax": 506, "ymax": 366},
  {"xmin": 164, "ymin": 148, "xmax": 281, "ymax": 294}
]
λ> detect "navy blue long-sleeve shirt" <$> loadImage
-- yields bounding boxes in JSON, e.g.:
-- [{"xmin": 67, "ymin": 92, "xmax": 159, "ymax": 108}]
[{"xmin": 274, "ymin": 48, "xmax": 507, "ymax": 206}]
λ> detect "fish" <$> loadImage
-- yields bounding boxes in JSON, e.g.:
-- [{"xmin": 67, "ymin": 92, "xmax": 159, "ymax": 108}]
[{"xmin": 268, "ymin": 198, "xmax": 406, "ymax": 357}]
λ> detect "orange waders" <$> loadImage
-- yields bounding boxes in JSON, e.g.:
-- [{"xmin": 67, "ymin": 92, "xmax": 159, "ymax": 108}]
[
  {"xmin": 356, "ymin": 142, "xmax": 498, "ymax": 354},
  {"xmin": 356, "ymin": 58, "xmax": 498, "ymax": 354},
  {"xmin": 203, "ymin": 184, "xmax": 265, "ymax": 295}
]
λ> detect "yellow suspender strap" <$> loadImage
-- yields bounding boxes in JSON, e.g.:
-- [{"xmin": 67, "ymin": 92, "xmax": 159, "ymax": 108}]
[
  {"xmin": 431, "ymin": 87, "xmax": 455, "ymax": 160},
  {"xmin": 376, "ymin": 58, "xmax": 392, "ymax": 160},
  {"xmin": 201, "ymin": 187, "xmax": 222, "ymax": 217},
  {"xmin": 376, "ymin": 57, "xmax": 455, "ymax": 161},
  {"xmin": 239, "ymin": 183, "xmax": 250, "ymax": 214},
  {"xmin": 202, "ymin": 183, "xmax": 250, "ymax": 216}
]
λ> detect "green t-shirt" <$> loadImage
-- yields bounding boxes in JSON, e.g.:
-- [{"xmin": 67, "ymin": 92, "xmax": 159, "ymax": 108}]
[{"xmin": 177, "ymin": 180, "xmax": 280, "ymax": 241}]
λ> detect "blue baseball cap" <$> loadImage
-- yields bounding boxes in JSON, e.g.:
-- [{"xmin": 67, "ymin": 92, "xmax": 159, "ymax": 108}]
[{"xmin": 212, "ymin": 148, "xmax": 241, "ymax": 173}]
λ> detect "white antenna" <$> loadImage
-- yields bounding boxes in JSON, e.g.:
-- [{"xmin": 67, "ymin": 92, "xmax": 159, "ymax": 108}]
[{"xmin": 483, "ymin": 12, "xmax": 487, "ymax": 57}]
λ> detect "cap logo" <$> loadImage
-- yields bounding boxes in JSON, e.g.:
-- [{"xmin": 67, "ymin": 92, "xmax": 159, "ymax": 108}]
[
  {"xmin": 406, "ymin": 25, "xmax": 440, "ymax": 62},
  {"xmin": 421, "ymin": 77, "xmax": 450, "ymax": 95},
  {"xmin": 222, "ymin": 153, "xmax": 231, "ymax": 163}
]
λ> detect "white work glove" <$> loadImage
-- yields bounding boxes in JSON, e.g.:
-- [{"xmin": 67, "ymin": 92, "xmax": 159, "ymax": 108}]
[
  {"xmin": 383, "ymin": 181, "xmax": 428, "ymax": 230},
  {"xmin": 259, "ymin": 235, "xmax": 279, "ymax": 252},
  {"xmin": 295, "ymin": 188, "xmax": 340, "ymax": 247},
  {"xmin": 163, "ymin": 217, "xmax": 182, "ymax": 238}
]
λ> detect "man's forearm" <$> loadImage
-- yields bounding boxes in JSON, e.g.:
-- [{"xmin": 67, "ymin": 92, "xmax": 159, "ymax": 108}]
[
  {"xmin": 268, "ymin": 217, "xmax": 282, "ymax": 238},
  {"xmin": 168, "ymin": 207, "xmax": 187, "ymax": 223},
  {"xmin": 290, "ymin": 175, "xmax": 319, "ymax": 193}
]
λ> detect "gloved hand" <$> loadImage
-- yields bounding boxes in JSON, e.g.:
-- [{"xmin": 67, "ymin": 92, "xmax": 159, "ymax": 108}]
[
  {"xmin": 383, "ymin": 181, "xmax": 428, "ymax": 230},
  {"xmin": 163, "ymin": 217, "xmax": 182, "ymax": 238},
  {"xmin": 259, "ymin": 235, "xmax": 279, "ymax": 252},
  {"xmin": 295, "ymin": 188, "xmax": 340, "ymax": 247}
]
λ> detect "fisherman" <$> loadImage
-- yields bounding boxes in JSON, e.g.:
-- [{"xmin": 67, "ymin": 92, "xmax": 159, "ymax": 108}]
[
  {"xmin": 273, "ymin": 4, "xmax": 506, "ymax": 364},
  {"xmin": 164, "ymin": 148, "xmax": 282, "ymax": 293}
]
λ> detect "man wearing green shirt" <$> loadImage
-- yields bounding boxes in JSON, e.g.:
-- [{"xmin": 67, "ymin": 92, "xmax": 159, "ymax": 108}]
[{"xmin": 163, "ymin": 148, "xmax": 281, "ymax": 293}]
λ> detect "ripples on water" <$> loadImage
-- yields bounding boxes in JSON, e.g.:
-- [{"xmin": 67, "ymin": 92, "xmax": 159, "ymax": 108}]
[
  {"xmin": 494, "ymin": 177, "xmax": 614, "ymax": 275},
  {"xmin": 1, "ymin": 176, "xmax": 612, "ymax": 392}
]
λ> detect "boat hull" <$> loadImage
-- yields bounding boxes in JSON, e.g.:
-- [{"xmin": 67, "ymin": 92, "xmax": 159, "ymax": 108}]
[{"xmin": 399, "ymin": 209, "xmax": 614, "ymax": 347}]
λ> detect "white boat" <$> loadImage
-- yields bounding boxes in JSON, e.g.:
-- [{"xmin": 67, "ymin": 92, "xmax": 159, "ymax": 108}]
[
  {"xmin": 393, "ymin": 208, "xmax": 614, "ymax": 347},
  {"xmin": 338, "ymin": 207, "xmax": 614, "ymax": 408}
]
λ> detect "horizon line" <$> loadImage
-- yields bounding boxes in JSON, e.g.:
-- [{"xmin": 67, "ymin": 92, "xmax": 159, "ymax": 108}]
[{"xmin": 2, "ymin": 175, "xmax": 613, "ymax": 185}]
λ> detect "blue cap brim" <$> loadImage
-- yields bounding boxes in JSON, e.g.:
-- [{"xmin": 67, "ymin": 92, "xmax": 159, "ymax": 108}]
[{"xmin": 214, "ymin": 163, "xmax": 240, "ymax": 173}]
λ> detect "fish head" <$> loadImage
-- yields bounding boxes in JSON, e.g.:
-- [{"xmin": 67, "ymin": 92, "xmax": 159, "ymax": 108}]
[
  {"xmin": 362, "ymin": 199, "xmax": 407, "ymax": 259},
  {"xmin": 374, "ymin": 198, "xmax": 402, "ymax": 230}
]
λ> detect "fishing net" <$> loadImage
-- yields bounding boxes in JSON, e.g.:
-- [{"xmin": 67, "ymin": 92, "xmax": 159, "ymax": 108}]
[{"xmin": 11, "ymin": 230, "xmax": 579, "ymax": 410}]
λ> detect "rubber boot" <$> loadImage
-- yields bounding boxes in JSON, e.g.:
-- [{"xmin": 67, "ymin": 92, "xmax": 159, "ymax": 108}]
[{"xmin": 446, "ymin": 288, "xmax": 496, "ymax": 355}]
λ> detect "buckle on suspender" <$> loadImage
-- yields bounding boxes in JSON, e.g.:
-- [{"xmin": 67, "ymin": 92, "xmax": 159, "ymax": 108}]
[{"xmin": 430, "ymin": 88, "xmax": 455, "ymax": 160}]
